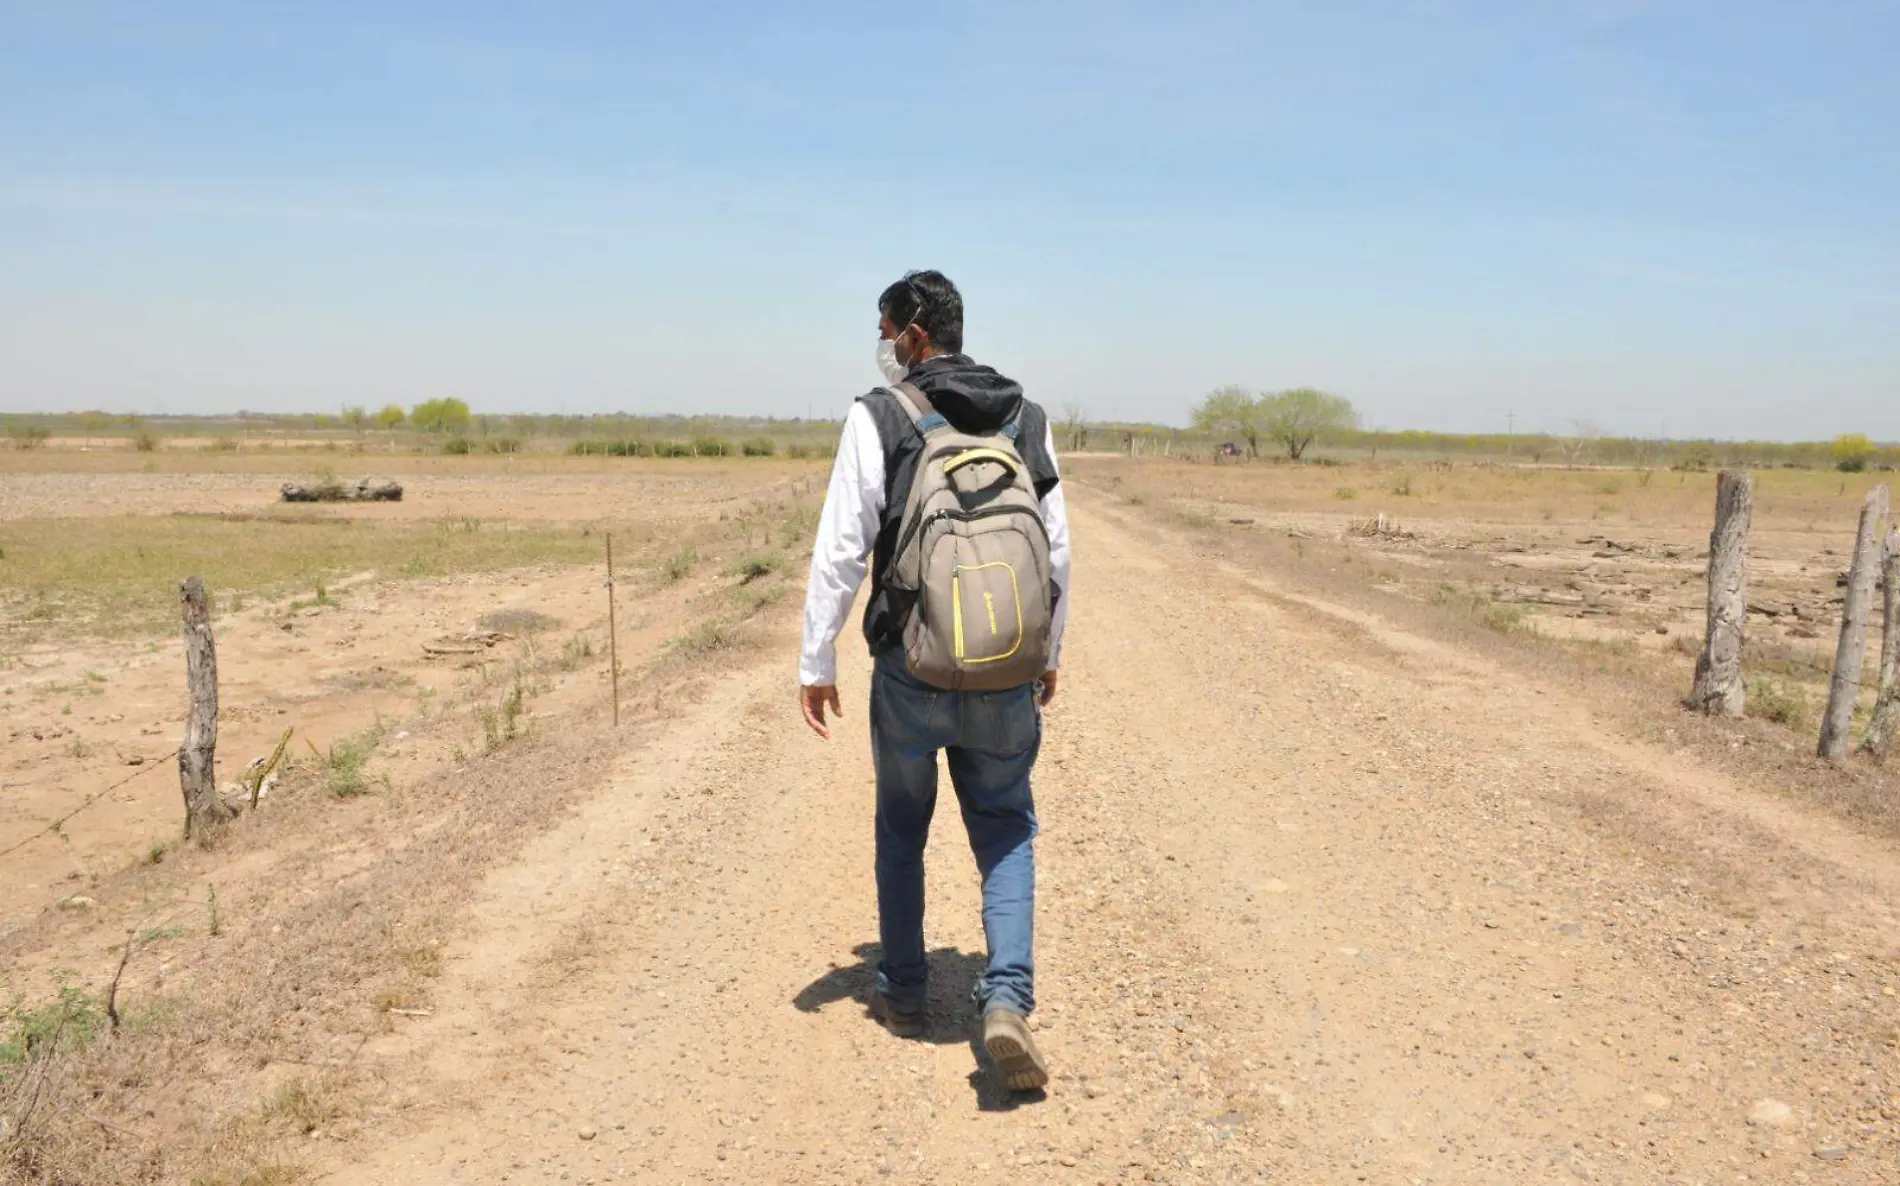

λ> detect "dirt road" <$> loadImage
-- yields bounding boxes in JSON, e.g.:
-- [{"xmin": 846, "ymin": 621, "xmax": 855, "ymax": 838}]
[{"xmin": 331, "ymin": 493, "xmax": 1900, "ymax": 1184}]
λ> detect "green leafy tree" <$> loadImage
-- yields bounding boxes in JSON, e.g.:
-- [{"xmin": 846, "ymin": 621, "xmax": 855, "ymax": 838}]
[
  {"xmin": 1832, "ymin": 433, "xmax": 1874, "ymax": 473},
  {"xmin": 1192, "ymin": 385, "xmax": 1264, "ymax": 458},
  {"xmin": 340, "ymin": 405, "xmax": 368, "ymax": 434},
  {"xmin": 411, "ymin": 398, "xmax": 472, "ymax": 435},
  {"xmin": 374, "ymin": 404, "xmax": 406, "ymax": 430},
  {"xmin": 1260, "ymin": 388, "xmax": 1358, "ymax": 461}
]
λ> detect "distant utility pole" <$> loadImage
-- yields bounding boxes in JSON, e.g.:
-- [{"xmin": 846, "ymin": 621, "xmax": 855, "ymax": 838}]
[{"xmin": 1506, "ymin": 410, "xmax": 1515, "ymax": 456}]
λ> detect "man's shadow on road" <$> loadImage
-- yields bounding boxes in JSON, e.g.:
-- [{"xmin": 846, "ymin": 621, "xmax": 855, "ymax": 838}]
[{"xmin": 793, "ymin": 942, "xmax": 1045, "ymax": 1112}]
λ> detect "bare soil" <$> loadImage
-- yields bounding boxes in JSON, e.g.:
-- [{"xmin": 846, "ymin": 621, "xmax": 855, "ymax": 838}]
[
  {"xmin": 4, "ymin": 458, "xmax": 1897, "ymax": 1184},
  {"xmin": 333, "ymin": 493, "xmax": 1896, "ymax": 1184}
]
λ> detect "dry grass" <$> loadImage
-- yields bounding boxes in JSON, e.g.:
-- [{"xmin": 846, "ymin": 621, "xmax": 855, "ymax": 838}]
[
  {"xmin": 0, "ymin": 515, "xmax": 602, "ymax": 640},
  {"xmin": 0, "ymin": 491, "xmax": 815, "ymax": 1184},
  {"xmin": 1076, "ymin": 455, "xmax": 1891, "ymax": 536},
  {"xmin": 0, "ymin": 448, "xmax": 828, "ymax": 480},
  {"xmin": 1087, "ymin": 461, "xmax": 1900, "ymax": 845},
  {"xmin": 658, "ymin": 547, "xmax": 699, "ymax": 583},
  {"xmin": 2, "ymin": 679, "xmax": 624, "ymax": 1181},
  {"xmin": 1747, "ymin": 675, "xmax": 1816, "ymax": 732}
]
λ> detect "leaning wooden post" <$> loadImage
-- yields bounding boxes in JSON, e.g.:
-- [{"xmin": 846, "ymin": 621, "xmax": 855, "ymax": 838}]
[
  {"xmin": 1687, "ymin": 470, "xmax": 1753, "ymax": 717},
  {"xmin": 1855, "ymin": 526, "xmax": 1900, "ymax": 761},
  {"xmin": 1820, "ymin": 485, "xmax": 1891, "ymax": 760},
  {"xmin": 1862, "ymin": 528, "xmax": 1900, "ymax": 760},
  {"xmin": 179, "ymin": 578, "xmax": 232, "ymax": 840}
]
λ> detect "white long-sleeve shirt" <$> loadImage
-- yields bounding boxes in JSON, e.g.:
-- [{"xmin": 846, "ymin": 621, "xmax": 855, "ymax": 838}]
[{"xmin": 799, "ymin": 402, "xmax": 1071, "ymax": 687}]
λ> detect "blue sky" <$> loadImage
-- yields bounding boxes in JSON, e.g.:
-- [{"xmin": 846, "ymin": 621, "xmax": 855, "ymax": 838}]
[{"xmin": 1, "ymin": 1, "xmax": 1895, "ymax": 439}]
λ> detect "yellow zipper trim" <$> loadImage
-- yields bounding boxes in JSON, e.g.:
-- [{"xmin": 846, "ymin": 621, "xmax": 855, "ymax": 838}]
[
  {"xmin": 951, "ymin": 562, "xmax": 1023, "ymax": 664},
  {"xmin": 952, "ymin": 573, "xmax": 965, "ymax": 660}
]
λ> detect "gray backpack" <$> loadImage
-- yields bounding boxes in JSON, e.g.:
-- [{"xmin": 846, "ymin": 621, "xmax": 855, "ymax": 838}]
[{"xmin": 884, "ymin": 381, "xmax": 1055, "ymax": 692}]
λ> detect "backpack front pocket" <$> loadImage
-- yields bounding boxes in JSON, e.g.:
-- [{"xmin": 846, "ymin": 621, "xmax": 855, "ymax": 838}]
[{"xmin": 951, "ymin": 560, "xmax": 1023, "ymax": 665}]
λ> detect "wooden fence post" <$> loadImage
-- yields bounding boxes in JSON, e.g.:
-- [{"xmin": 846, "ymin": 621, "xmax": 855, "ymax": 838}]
[
  {"xmin": 1687, "ymin": 470, "xmax": 1753, "ymax": 717},
  {"xmin": 606, "ymin": 533, "xmax": 621, "ymax": 728},
  {"xmin": 1820, "ymin": 485, "xmax": 1891, "ymax": 760},
  {"xmin": 179, "ymin": 577, "xmax": 232, "ymax": 840},
  {"xmin": 1856, "ymin": 527, "xmax": 1900, "ymax": 761}
]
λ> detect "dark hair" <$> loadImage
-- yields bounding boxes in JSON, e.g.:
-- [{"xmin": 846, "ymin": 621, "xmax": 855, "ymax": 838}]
[{"xmin": 878, "ymin": 270, "xmax": 963, "ymax": 354}]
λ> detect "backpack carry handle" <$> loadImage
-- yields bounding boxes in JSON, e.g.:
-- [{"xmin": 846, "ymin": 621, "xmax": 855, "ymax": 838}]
[{"xmin": 942, "ymin": 447, "xmax": 1022, "ymax": 475}]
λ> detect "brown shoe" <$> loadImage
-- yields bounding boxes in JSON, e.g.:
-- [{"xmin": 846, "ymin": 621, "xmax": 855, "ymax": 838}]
[
  {"xmin": 871, "ymin": 993, "xmax": 925, "ymax": 1039},
  {"xmin": 982, "ymin": 1008, "xmax": 1049, "ymax": 1092}
]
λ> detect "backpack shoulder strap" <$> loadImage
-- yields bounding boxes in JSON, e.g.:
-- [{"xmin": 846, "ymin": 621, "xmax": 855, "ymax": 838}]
[
  {"xmin": 999, "ymin": 406, "xmax": 1023, "ymax": 444},
  {"xmin": 889, "ymin": 381, "xmax": 952, "ymax": 438}
]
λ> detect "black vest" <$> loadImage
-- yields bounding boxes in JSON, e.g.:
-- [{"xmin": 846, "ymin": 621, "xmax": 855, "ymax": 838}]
[{"xmin": 857, "ymin": 389, "xmax": 1057, "ymax": 655}]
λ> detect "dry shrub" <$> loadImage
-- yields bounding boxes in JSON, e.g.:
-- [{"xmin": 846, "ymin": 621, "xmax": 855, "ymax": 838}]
[{"xmin": 666, "ymin": 617, "xmax": 746, "ymax": 657}]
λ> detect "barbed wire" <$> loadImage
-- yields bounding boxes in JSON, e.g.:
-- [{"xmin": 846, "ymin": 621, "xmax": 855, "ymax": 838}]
[{"xmin": 0, "ymin": 749, "xmax": 181, "ymax": 862}]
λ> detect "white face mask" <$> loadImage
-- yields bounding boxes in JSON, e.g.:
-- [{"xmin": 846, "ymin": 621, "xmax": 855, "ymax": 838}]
[{"xmin": 876, "ymin": 337, "xmax": 909, "ymax": 386}]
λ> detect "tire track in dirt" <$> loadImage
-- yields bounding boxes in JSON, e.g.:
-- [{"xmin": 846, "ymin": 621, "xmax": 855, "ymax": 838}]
[{"xmin": 331, "ymin": 492, "xmax": 1898, "ymax": 1185}]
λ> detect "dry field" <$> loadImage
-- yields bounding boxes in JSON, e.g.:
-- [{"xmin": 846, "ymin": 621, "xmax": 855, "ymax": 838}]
[
  {"xmin": 2, "ymin": 449, "xmax": 1898, "ymax": 1185},
  {"xmin": 1075, "ymin": 457, "xmax": 1896, "ymax": 780}
]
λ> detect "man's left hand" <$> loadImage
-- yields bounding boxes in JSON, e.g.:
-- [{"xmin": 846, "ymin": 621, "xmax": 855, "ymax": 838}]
[{"xmin": 801, "ymin": 684, "xmax": 842, "ymax": 739}]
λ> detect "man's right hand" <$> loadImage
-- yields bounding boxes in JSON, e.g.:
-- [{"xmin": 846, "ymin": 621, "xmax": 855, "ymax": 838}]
[{"xmin": 800, "ymin": 684, "xmax": 842, "ymax": 740}]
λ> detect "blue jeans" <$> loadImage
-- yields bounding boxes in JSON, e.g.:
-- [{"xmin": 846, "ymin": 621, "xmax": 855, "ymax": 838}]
[{"xmin": 870, "ymin": 652, "xmax": 1040, "ymax": 1018}]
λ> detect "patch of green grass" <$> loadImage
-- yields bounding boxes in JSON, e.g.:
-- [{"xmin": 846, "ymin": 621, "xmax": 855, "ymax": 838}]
[
  {"xmin": 558, "ymin": 633, "xmax": 595, "ymax": 670},
  {"xmin": 731, "ymin": 583, "xmax": 788, "ymax": 616},
  {"xmin": 1481, "ymin": 603, "xmax": 1535, "ymax": 635},
  {"xmin": 1334, "ymin": 487, "xmax": 1357, "ymax": 501},
  {"xmin": 480, "ymin": 678, "xmax": 529, "ymax": 753},
  {"xmin": 776, "ymin": 505, "xmax": 822, "ymax": 549},
  {"xmin": 0, "ymin": 516, "xmax": 601, "ymax": 639},
  {"xmin": 659, "ymin": 547, "xmax": 699, "ymax": 583},
  {"xmin": 320, "ymin": 731, "xmax": 379, "ymax": 798},
  {"xmin": 0, "ymin": 982, "xmax": 105, "ymax": 1077},
  {"xmin": 728, "ymin": 552, "xmax": 782, "ymax": 584},
  {"xmin": 666, "ymin": 617, "xmax": 743, "ymax": 657},
  {"xmin": 1747, "ymin": 676, "xmax": 1814, "ymax": 732},
  {"xmin": 1430, "ymin": 583, "xmax": 1536, "ymax": 636}
]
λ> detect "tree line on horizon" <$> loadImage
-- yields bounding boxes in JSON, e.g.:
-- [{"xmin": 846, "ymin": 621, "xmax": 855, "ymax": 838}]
[{"xmin": 2, "ymin": 399, "xmax": 1894, "ymax": 473}]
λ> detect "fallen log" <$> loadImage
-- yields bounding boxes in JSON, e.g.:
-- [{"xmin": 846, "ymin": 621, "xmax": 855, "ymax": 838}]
[
  {"xmin": 281, "ymin": 477, "xmax": 403, "ymax": 503},
  {"xmin": 422, "ymin": 630, "xmax": 515, "ymax": 657}
]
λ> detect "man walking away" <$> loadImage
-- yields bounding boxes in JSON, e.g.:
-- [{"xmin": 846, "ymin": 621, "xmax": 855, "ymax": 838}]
[{"xmin": 799, "ymin": 270, "xmax": 1072, "ymax": 1092}]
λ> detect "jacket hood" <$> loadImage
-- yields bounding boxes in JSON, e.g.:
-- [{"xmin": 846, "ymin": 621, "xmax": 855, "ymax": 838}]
[{"xmin": 904, "ymin": 354, "xmax": 1023, "ymax": 434}]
